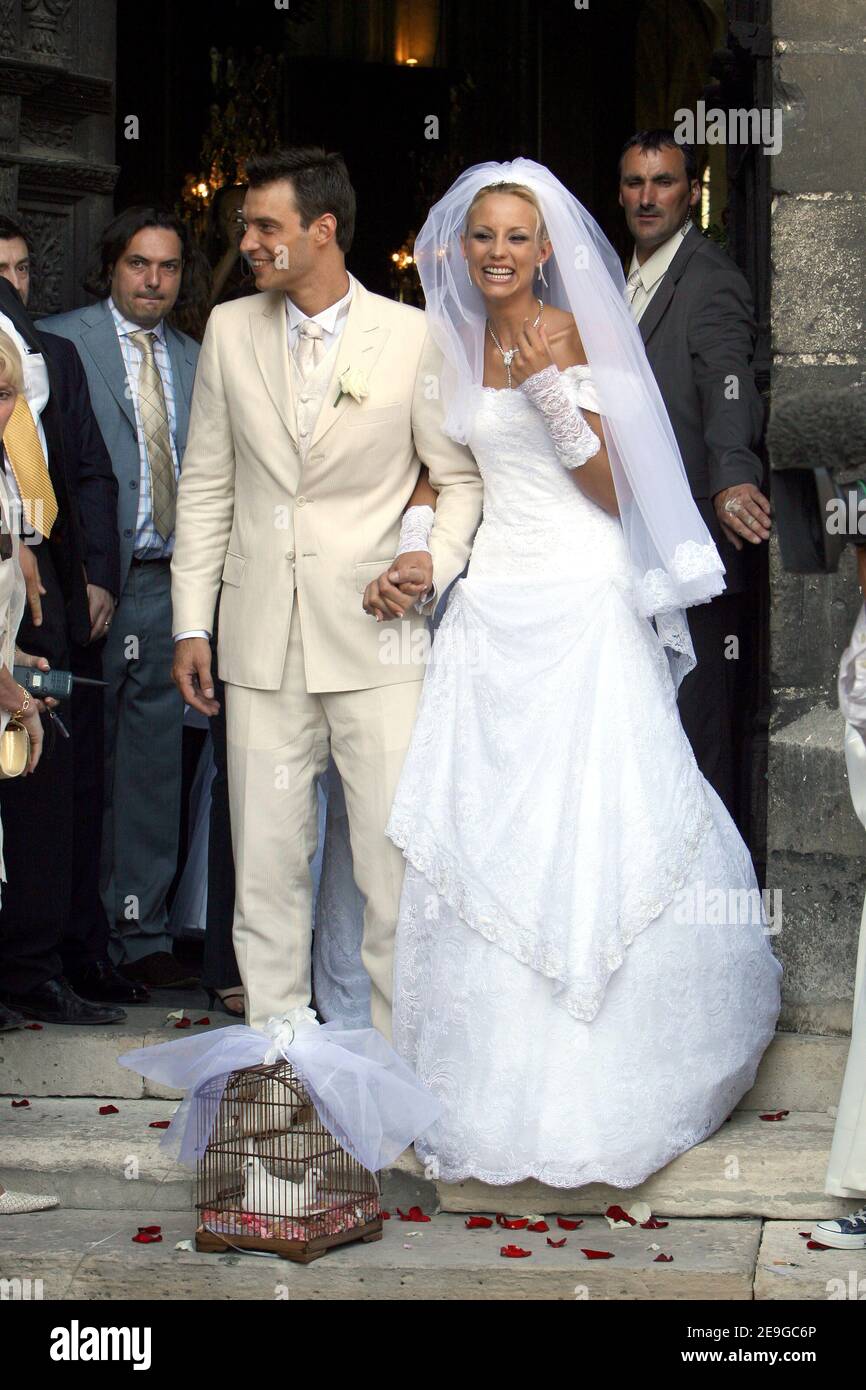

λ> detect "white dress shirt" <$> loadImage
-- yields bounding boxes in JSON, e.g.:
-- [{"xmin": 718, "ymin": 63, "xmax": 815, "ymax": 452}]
[
  {"xmin": 626, "ymin": 222, "xmax": 693, "ymax": 322},
  {"xmin": 285, "ymin": 274, "xmax": 353, "ymax": 358}
]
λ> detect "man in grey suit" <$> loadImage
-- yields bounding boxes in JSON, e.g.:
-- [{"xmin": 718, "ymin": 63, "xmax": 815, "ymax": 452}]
[
  {"xmin": 39, "ymin": 207, "xmax": 200, "ymax": 983},
  {"xmin": 619, "ymin": 130, "xmax": 771, "ymax": 828}
]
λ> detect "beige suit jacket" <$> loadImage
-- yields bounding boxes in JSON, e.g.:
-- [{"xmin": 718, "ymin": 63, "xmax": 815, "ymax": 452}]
[{"xmin": 171, "ymin": 279, "xmax": 483, "ymax": 691}]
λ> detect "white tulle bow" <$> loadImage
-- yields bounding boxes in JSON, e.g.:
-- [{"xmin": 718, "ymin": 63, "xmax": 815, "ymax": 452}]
[{"xmin": 118, "ymin": 1015, "xmax": 441, "ymax": 1173}]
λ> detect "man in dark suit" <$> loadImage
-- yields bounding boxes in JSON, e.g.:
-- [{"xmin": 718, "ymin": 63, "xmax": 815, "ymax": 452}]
[
  {"xmin": 0, "ymin": 218, "xmax": 135, "ymax": 1023},
  {"xmin": 619, "ymin": 130, "xmax": 771, "ymax": 827}
]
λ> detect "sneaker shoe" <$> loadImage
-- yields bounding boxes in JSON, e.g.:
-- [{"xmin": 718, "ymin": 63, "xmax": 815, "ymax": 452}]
[{"xmin": 815, "ymin": 1204, "xmax": 866, "ymax": 1249}]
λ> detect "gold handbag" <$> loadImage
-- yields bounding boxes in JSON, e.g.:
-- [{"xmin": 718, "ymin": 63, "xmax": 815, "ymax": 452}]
[{"xmin": 0, "ymin": 717, "xmax": 29, "ymax": 778}]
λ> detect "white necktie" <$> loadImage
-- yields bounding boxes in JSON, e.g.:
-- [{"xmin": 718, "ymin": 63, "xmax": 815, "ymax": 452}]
[
  {"xmin": 626, "ymin": 268, "xmax": 642, "ymax": 304},
  {"xmin": 296, "ymin": 320, "xmax": 325, "ymax": 378}
]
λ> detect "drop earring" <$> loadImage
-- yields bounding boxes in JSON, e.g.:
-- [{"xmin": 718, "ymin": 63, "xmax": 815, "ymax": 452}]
[
  {"xmin": 465, "ymin": 259, "xmax": 474, "ymax": 287},
  {"xmin": 536, "ymin": 261, "xmax": 548, "ymax": 288}
]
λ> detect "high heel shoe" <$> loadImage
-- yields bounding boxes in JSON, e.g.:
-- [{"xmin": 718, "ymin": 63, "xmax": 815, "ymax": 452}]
[{"xmin": 206, "ymin": 986, "xmax": 246, "ymax": 1018}]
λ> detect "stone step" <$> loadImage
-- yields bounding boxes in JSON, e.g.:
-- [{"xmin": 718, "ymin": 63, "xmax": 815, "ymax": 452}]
[
  {"xmin": 0, "ymin": 1208, "xmax": 762, "ymax": 1300},
  {"xmin": 1, "ymin": 1018, "xmax": 850, "ymax": 1111},
  {"xmin": 2, "ymin": 1098, "xmax": 852, "ymax": 1221},
  {"xmin": 433, "ymin": 1111, "xmax": 853, "ymax": 1220},
  {"xmin": 0, "ymin": 992, "xmax": 227, "ymax": 1102},
  {"xmin": 754, "ymin": 1220, "xmax": 866, "ymax": 1301}
]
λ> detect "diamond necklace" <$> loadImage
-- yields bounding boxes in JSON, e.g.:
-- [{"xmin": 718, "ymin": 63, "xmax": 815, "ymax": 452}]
[{"xmin": 486, "ymin": 297, "xmax": 544, "ymax": 388}]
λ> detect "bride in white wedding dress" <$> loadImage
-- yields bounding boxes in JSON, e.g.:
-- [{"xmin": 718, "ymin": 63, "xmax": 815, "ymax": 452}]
[{"xmin": 376, "ymin": 161, "xmax": 781, "ymax": 1189}]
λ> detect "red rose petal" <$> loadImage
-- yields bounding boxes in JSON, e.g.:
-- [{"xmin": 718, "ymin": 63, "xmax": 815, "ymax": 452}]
[
  {"xmin": 132, "ymin": 1232, "xmax": 163, "ymax": 1244},
  {"xmin": 396, "ymin": 1206, "xmax": 431, "ymax": 1222},
  {"xmin": 759, "ymin": 1110, "xmax": 790, "ymax": 1121},
  {"xmin": 654, "ymin": 1253, "xmax": 674, "ymax": 1262},
  {"xmin": 98, "ymin": 1104, "xmax": 119, "ymax": 1115},
  {"xmin": 798, "ymin": 1231, "xmax": 812, "ymax": 1239},
  {"xmin": 547, "ymin": 1237, "xmax": 568, "ymax": 1248},
  {"xmin": 806, "ymin": 1239, "xmax": 831, "ymax": 1251},
  {"xmin": 527, "ymin": 1220, "xmax": 550, "ymax": 1233},
  {"xmin": 581, "ymin": 1248, "xmax": 615, "ymax": 1259},
  {"xmin": 11, "ymin": 1098, "xmax": 29, "ymax": 1107},
  {"xmin": 174, "ymin": 1017, "xmax": 192, "ymax": 1029},
  {"xmin": 194, "ymin": 1016, "xmax": 211, "ymax": 1026},
  {"xmin": 24, "ymin": 1022, "xmax": 43, "ymax": 1030},
  {"xmin": 557, "ymin": 1217, "xmax": 584, "ymax": 1230},
  {"xmin": 148, "ymin": 1120, "xmax": 171, "ymax": 1129},
  {"xmin": 496, "ymin": 1213, "xmax": 530, "ymax": 1230},
  {"xmin": 641, "ymin": 1218, "xmax": 669, "ymax": 1229},
  {"xmin": 138, "ymin": 1225, "xmax": 161, "ymax": 1235},
  {"xmin": 500, "ymin": 1244, "xmax": 532, "ymax": 1258},
  {"xmin": 380, "ymin": 1210, "xmax": 390, "ymax": 1220},
  {"xmin": 605, "ymin": 1204, "xmax": 637, "ymax": 1225},
  {"xmin": 465, "ymin": 1216, "xmax": 494, "ymax": 1229}
]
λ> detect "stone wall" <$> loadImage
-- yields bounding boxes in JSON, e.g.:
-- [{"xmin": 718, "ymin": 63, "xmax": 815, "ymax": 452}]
[
  {"xmin": 0, "ymin": 0, "xmax": 117, "ymax": 316},
  {"xmin": 769, "ymin": 0, "xmax": 866, "ymax": 1033}
]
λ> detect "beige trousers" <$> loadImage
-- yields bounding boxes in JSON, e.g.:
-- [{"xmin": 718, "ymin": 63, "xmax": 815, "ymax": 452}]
[{"xmin": 225, "ymin": 606, "xmax": 422, "ymax": 1040}]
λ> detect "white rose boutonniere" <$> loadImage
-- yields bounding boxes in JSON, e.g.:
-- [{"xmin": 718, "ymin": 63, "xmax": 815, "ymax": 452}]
[{"xmin": 334, "ymin": 365, "xmax": 370, "ymax": 407}]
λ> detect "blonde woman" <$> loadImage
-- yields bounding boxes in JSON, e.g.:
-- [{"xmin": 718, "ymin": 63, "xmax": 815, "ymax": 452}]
[
  {"xmin": 0, "ymin": 328, "xmax": 56, "ymax": 1213},
  {"xmin": 374, "ymin": 162, "xmax": 781, "ymax": 1187}
]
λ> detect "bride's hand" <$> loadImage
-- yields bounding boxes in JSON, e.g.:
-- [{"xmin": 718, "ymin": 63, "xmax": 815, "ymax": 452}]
[
  {"xmin": 363, "ymin": 564, "xmax": 423, "ymax": 622},
  {"xmin": 509, "ymin": 320, "xmax": 555, "ymax": 387}
]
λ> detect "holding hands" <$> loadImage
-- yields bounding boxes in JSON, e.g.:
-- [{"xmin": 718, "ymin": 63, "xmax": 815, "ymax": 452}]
[{"xmin": 363, "ymin": 551, "xmax": 433, "ymax": 622}]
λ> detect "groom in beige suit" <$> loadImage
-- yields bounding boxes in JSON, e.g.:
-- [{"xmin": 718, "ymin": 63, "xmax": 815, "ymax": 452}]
[{"xmin": 171, "ymin": 148, "xmax": 482, "ymax": 1038}]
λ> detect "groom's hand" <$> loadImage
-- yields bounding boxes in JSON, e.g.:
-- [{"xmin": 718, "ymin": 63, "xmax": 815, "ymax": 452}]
[
  {"xmin": 363, "ymin": 559, "xmax": 428, "ymax": 622},
  {"xmin": 388, "ymin": 551, "xmax": 433, "ymax": 597},
  {"xmin": 172, "ymin": 636, "xmax": 220, "ymax": 717}
]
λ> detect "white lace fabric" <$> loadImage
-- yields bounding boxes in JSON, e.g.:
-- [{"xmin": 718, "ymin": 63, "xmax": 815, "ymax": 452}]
[
  {"xmin": 395, "ymin": 504, "xmax": 434, "ymax": 556},
  {"xmin": 385, "ymin": 369, "xmax": 782, "ymax": 1188},
  {"xmin": 520, "ymin": 364, "xmax": 601, "ymax": 469}
]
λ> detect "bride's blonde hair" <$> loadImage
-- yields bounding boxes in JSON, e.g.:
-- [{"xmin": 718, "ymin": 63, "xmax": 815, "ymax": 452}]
[
  {"xmin": 0, "ymin": 329, "xmax": 23, "ymax": 393},
  {"xmin": 464, "ymin": 181, "xmax": 549, "ymax": 243}
]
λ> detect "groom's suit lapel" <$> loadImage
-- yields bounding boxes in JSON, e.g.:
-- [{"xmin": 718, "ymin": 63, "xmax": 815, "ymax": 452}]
[
  {"xmin": 311, "ymin": 281, "xmax": 389, "ymax": 449},
  {"xmin": 251, "ymin": 292, "xmax": 298, "ymax": 447}
]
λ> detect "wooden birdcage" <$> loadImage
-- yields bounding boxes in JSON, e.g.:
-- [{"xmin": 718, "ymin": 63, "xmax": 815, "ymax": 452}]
[{"xmin": 194, "ymin": 1060, "xmax": 383, "ymax": 1263}]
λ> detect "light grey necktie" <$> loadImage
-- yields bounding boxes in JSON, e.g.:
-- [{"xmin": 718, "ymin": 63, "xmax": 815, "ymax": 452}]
[
  {"xmin": 626, "ymin": 267, "xmax": 643, "ymax": 306},
  {"xmin": 296, "ymin": 319, "xmax": 325, "ymax": 377},
  {"xmin": 129, "ymin": 330, "xmax": 176, "ymax": 541}
]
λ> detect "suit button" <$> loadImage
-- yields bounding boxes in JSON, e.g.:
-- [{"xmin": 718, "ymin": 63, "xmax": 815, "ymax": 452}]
[
  {"xmin": 297, "ymin": 496, "xmax": 306, "ymax": 507},
  {"xmin": 299, "ymin": 395, "xmax": 310, "ymax": 404},
  {"xmin": 129, "ymin": 480, "xmax": 138, "ymax": 489},
  {"xmin": 123, "ymin": 528, "xmax": 133, "ymax": 538},
  {"xmin": 285, "ymin": 551, "xmax": 295, "ymax": 561}
]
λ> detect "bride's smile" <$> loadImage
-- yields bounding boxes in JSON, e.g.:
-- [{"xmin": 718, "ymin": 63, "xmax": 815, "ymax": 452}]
[{"xmin": 461, "ymin": 191, "xmax": 551, "ymax": 307}]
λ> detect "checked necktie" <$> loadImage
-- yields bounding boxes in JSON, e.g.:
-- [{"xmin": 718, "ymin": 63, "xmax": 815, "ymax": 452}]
[{"xmin": 130, "ymin": 330, "xmax": 176, "ymax": 541}]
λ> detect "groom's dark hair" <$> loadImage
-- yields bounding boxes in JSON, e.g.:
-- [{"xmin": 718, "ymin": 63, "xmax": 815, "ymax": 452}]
[
  {"xmin": 245, "ymin": 147, "xmax": 356, "ymax": 253},
  {"xmin": 618, "ymin": 129, "xmax": 699, "ymax": 186}
]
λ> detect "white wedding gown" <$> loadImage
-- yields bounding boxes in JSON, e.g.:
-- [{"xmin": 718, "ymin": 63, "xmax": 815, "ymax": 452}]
[{"xmin": 385, "ymin": 367, "xmax": 782, "ymax": 1189}]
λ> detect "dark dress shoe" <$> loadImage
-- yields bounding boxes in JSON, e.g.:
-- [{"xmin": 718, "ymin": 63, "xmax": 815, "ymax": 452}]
[
  {"xmin": 0, "ymin": 978, "xmax": 126, "ymax": 1025},
  {"xmin": 119, "ymin": 951, "xmax": 200, "ymax": 990},
  {"xmin": 0, "ymin": 1000, "xmax": 24, "ymax": 1031},
  {"xmin": 68, "ymin": 959, "xmax": 150, "ymax": 1005}
]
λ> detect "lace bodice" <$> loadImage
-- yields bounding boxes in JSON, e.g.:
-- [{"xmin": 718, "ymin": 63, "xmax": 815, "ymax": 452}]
[{"xmin": 466, "ymin": 365, "xmax": 631, "ymax": 585}]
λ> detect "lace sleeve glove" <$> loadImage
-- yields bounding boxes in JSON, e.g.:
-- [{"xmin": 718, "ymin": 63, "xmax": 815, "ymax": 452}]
[
  {"xmin": 395, "ymin": 504, "xmax": 434, "ymax": 557},
  {"xmin": 521, "ymin": 365, "xmax": 602, "ymax": 470},
  {"xmin": 395, "ymin": 504, "xmax": 435, "ymax": 610}
]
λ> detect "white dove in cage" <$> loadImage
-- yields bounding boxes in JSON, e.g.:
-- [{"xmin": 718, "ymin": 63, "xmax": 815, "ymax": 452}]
[{"xmin": 241, "ymin": 1152, "xmax": 324, "ymax": 1217}]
